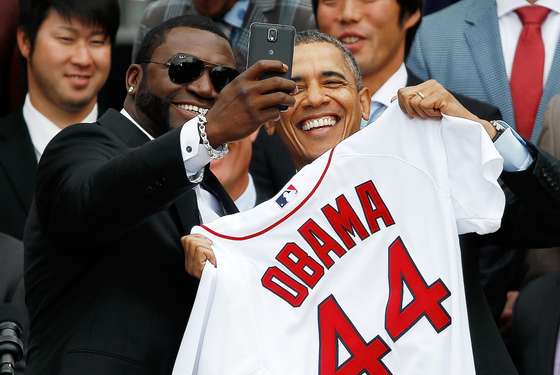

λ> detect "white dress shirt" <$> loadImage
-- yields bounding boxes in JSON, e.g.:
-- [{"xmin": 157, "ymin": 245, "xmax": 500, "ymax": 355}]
[
  {"xmin": 365, "ymin": 63, "xmax": 533, "ymax": 171},
  {"xmin": 497, "ymin": 0, "xmax": 560, "ymax": 85},
  {"xmin": 23, "ymin": 94, "xmax": 97, "ymax": 161}
]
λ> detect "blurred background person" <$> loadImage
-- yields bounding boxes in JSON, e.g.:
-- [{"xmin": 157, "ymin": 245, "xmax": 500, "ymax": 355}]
[
  {"xmin": 0, "ymin": 0, "xmax": 24, "ymax": 117},
  {"xmin": 408, "ymin": 0, "xmax": 559, "ymax": 144},
  {"xmin": 0, "ymin": 0, "xmax": 120, "ymax": 241},
  {"xmin": 510, "ymin": 271, "xmax": 560, "ymax": 375},
  {"xmin": 132, "ymin": 0, "xmax": 316, "ymax": 62},
  {"xmin": 408, "ymin": 0, "xmax": 560, "ymax": 330}
]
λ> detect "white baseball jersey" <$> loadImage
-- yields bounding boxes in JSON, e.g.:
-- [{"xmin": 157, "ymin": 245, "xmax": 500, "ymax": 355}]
[{"xmin": 173, "ymin": 104, "xmax": 505, "ymax": 375}]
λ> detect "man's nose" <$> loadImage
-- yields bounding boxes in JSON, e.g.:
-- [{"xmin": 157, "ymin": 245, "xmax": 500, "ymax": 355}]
[{"xmin": 188, "ymin": 70, "xmax": 218, "ymax": 99}]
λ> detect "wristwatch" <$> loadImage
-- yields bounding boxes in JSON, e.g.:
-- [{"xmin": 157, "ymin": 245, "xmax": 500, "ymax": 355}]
[{"xmin": 489, "ymin": 120, "xmax": 507, "ymax": 142}]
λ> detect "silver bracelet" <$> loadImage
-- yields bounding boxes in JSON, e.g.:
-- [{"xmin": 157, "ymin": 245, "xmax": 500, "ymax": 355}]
[{"xmin": 197, "ymin": 114, "xmax": 228, "ymax": 160}]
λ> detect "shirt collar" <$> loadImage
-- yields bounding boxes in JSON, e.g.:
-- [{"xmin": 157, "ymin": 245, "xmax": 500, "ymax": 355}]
[
  {"xmin": 223, "ymin": 0, "xmax": 250, "ymax": 29},
  {"xmin": 497, "ymin": 0, "xmax": 560, "ymax": 18},
  {"xmin": 235, "ymin": 173, "xmax": 257, "ymax": 212},
  {"xmin": 371, "ymin": 63, "xmax": 408, "ymax": 108},
  {"xmin": 120, "ymin": 109, "xmax": 154, "ymax": 141},
  {"xmin": 23, "ymin": 94, "xmax": 97, "ymax": 161}
]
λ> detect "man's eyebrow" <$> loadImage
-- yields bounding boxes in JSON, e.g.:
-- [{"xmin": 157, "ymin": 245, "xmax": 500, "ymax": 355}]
[
  {"xmin": 321, "ymin": 70, "xmax": 348, "ymax": 80},
  {"xmin": 55, "ymin": 25, "xmax": 107, "ymax": 36},
  {"xmin": 292, "ymin": 71, "xmax": 349, "ymax": 82}
]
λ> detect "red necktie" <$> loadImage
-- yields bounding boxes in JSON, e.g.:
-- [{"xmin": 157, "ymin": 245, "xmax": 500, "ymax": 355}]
[{"xmin": 510, "ymin": 5, "xmax": 550, "ymax": 139}]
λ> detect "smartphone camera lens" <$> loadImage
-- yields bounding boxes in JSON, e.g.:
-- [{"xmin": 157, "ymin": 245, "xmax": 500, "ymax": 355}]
[{"xmin": 267, "ymin": 28, "xmax": 278, "ymax": 42}]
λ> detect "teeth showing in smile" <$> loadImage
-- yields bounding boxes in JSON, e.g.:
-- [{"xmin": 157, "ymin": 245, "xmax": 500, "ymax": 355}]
[
  {"xmin": 340, "ymin": 36, "xmax": 360, "ymax": 44},
  {"xmin": 301, "ymin": 116, "xmax": 337, "ymax": 131},
  {"xmin": 176, "ymin": 104, "xmax": 208, "ymax": 115}
]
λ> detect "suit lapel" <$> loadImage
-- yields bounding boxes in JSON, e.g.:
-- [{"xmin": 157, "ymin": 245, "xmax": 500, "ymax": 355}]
[
  {"xmin": 0, "ymin": 111, "xmax": 37, "ymax": 212},
  {"xmin": 172, "ymin": 168, "xmax": 238, "ymax": 235},
  {"xmin": 98, "ymin": 109, "xmax": 151, "ymax": 148},
  {"xmin": 463, "ymin": 0, "xmax": 514, "ymax": 129},
  {"xmin": 534, "ymin": 37, "xmax": 560, "ymax": 142},
  {"xmin": 97, "ymin": 110, "xmax": 238, "ymax": 233},
  {"xmin": 201, "ymin": 166, "xmax": 239, "ymax": 215}
]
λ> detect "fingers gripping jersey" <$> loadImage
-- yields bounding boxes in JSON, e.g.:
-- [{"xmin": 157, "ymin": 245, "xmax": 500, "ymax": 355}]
[{"xmin": 172, "ymin": 104, "xmax": 505, "ymax": 375}]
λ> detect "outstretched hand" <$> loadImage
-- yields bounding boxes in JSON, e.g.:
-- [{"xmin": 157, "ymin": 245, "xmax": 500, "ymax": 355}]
[{"xmin": 396, "ymin": 79, "xmax": 497, "ymax": 139}]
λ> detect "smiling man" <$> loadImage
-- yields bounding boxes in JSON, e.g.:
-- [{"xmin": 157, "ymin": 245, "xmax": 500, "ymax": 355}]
[
  {"xmin": 183, "ymin": 31, "xmax": 560, "ymax": 375},
  {"xmin": 23, "ymin": 15, "xmax": 296, "ymax": 375},
  {"xmin": 0, "ymin": 0, "xmax": 119, "ymax": 241},
  {"xmin": 268, "ymin": 32, "xmax": 369, "ymax": 169}
]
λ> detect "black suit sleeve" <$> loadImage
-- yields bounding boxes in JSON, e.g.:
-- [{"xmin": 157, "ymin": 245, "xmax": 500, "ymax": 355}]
[
  {"xmin": 35, "ymin": 123, "xmax": 193, "ymax": 246},
  {"xmin": 489, "ymin": 144, "xmax": 560, "ymax": 248},
  {"xmin": 454, "ymin": 93, "xmax": 502, "ymax": 121}
]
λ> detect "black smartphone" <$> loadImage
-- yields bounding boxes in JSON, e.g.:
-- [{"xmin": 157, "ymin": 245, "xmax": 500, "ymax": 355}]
[{"xmin": 247, "ymin": 22, "xmax": 296, "ymax": 110}]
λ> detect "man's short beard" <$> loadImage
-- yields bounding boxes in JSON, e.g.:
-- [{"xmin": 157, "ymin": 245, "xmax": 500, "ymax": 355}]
[{"xmin": 135, "ymin": 80, "xmax": 172, "ymax": 137}]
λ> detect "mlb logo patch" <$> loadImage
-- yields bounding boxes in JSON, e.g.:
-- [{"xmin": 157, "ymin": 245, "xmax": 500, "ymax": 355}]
[{"xmin": 276, "ymin": 185, "xmax": 298, "ymax": 208}]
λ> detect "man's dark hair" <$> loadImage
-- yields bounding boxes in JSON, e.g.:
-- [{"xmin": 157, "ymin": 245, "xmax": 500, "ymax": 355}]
[
  {"xmin": 295, "ymin": 31, "xmax": 363, "ymax": 90},
  {"xmin": 311, "ymin": 0, "xmax": 423, "ymax": 58},
  {"xmin": 134, "ymin": 15, "xmax": 231, "ymax": 65},
  {"xmin": 18, "ymin": 0, "xmax": 120, "ymax": 49}
]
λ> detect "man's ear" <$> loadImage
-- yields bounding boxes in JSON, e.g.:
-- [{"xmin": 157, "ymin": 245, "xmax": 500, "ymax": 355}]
[
  {"xmin": 403, "ymin": 9, "xmax": 421, "ymax": 30},
  {"xmin": 358, "ymin": 86, "xmax": 371, "ymax": 121},
  {"xmin": 16, "ymin": 28, "xmax": 31, "ymax": 60},
  {"xmin": 125, "ymin": 64, "xmax": 143, "ymax": 95}
]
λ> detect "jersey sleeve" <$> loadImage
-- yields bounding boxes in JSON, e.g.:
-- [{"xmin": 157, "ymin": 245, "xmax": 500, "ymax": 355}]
[{"xmin": 440, "ymin": 115, "xmax": 505, "ymax": 235}]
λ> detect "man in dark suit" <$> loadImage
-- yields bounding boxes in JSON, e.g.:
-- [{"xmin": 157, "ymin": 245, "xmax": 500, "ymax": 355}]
[
  {"xmin": 250, "ymin": 0, "xmax": 502, "ymax": 199},
  {"xmin": 510, "ymin": 272, "xmax": 560, "ymax": 375},
  {"xmin": 190, "ymin": 30, "xmax": 560, "ymax": 375},
  {"xmin": 0, "ymin": 0, "xmax": 120, "ymax": 240},
  {"xmin": 24, "ymin": 14, "xmax": 296, "ymax": 375}
]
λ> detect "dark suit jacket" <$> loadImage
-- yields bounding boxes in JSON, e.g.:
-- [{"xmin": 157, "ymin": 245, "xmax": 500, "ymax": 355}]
[
  {"xmin": 24, "ymin": 109, "xmax": 237, "ymax": 375},
  {"xmin": 510, "ymin": 272, "xmax": 560, "ymax": 375},
  {"xmin": 0, "ymin": 110, "xmax": 37, "ymax": 240},
  {"xmin": 0, "ymin": 232, "xmax": 27, "ymax": 375},
  {"xmin": 250, "ymin": 70, "xmax": 502, "ymax": 200}
]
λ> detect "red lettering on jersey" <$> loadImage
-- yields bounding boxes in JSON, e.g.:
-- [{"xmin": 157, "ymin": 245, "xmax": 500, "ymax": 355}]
[
  {"xmin": 355, "ymin": 181, "xmax": 395, "ymax": 234},
  {"xmin": 299, "ymin": 219, "xmax": 347, "ymax": 269},
  {"xmin": 318, "ymin": 295, "xmax": 392, "ymax": 375},
  {"xmin": 261, "ymin": 266, "xmax": 309, "ymax": 307},
  {"xmin": 322, "ymin": 194, "xmax": 370, "ymax": 250},
  {"xmin": 385, "ymin": 237, "xmax": 451, "ymax": 341},
  {"xmin": 276, "ymin": 242, "xmax": 325, "ymax": 288}
]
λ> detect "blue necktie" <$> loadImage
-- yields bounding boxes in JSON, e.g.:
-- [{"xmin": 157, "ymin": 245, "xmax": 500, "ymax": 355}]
[{"xmin": 362, "ymin": 101, "xmax": 387, "ymax": 129}]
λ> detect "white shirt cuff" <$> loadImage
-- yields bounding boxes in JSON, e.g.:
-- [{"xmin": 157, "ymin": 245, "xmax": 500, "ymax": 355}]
[
  {"xmin": 180, "ymin": 117, "xmax": 212, "ymax": 181},
  {"xmin": 494, "ymin": 127, "xmax": 534, "ymax": 172}
]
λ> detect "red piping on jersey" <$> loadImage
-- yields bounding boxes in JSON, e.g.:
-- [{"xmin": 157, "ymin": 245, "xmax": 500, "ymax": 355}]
[{"xmin": 200, "ymin": 147, "xmax": 336, "ymax": 241}]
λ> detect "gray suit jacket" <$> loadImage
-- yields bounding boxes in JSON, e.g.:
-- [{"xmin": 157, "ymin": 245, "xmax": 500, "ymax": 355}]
[
  {"xmin": 540, "ymin": 95, "xmax": 560, "ymax": 157},
  {"xmin": 407, "ymin": 0, "xmax": 560, "ymax": 143},
  {"xmin": 132, "ymin": 0, "xmax": 316, "ymax": 61}
]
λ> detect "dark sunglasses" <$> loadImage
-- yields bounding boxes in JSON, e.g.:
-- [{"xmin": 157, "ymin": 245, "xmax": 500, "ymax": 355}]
[{"xmin": 142, "ymin": 53, "xmax": 240, "ymax": 92}]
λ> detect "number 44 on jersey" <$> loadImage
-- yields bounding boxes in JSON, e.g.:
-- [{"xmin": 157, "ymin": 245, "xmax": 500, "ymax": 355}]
[{"xmin": 318, "ymin": 237, "xmax": 452, "ymax": 375}]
